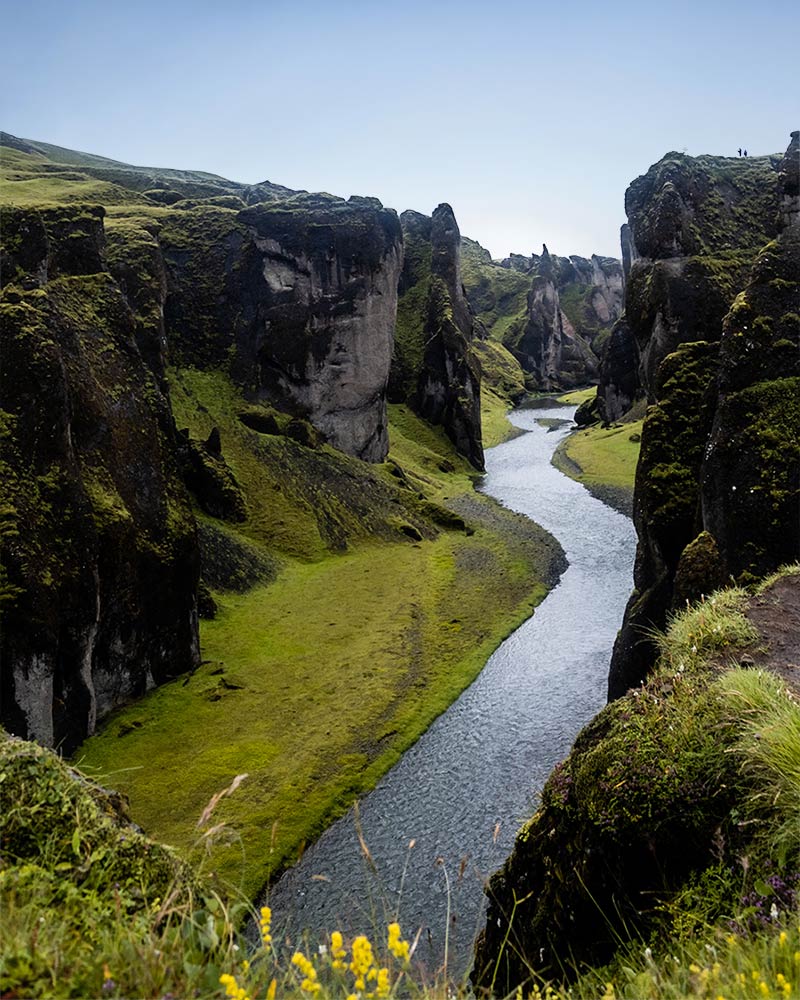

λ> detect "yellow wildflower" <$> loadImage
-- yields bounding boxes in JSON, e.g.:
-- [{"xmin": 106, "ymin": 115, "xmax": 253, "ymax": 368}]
[
  {"xmin": 102, "ymin": 964, "xmax": 113, "ymax": 982},
  {"xmin": 331, "ymin": 929, "xmax": 348, "ymax": 971},
  {"xmin": 375, "ymin": 967, "xmax": 391, "ymax": 998},
  {"xmin": 267, "ymin": 981, "xmax": 277, "ymax": 1000},
  {"xmin": 387, "ymin": 922, "xmax": 410, "ymax": 962},
  {"xmin": 259, "ymin": 906, "xmax": 273, "ymax": 951},
  {"xmin": 601, "ymin": 983, "xmax": 616, "ymax": 1000},
  {"xmin": 350, "ymin": 934, "xmax": 375, "ymax": 989},
  {"xmin": 292, "ymin": 951, "xmax": 321, "ymax": 995},
  {"xmin": 780, "ymin": 931, "xmax": 789, "ymax": 946},
  {"xmin": 760, "ymin": 981, "xmax": 769, "ymax": 997},
  {"xmin": 219, "ymin": 973, "xmax": 250, "ymax": 1000}
]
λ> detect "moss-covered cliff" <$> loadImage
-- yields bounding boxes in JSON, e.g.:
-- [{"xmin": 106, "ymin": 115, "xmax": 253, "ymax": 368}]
[
  {"xmin": 460, "ymin": 237, "xmax": 624, "ymax": 393},
  {"xmin": 608, "ymin": 133, "xmax": 800, "ymax": 696},
  {"xmin": 390, "ymin": 206, "xmax": 485, "ymax": 469},
  {"xmin": 474, "ymin": 567, "xmax": 800, "ymax": 996}
]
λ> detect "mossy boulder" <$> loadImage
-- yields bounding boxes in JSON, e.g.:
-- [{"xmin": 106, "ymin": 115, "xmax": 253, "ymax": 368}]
[{"xmin": 673, "ymin": 530, "xmax": 725, "ymax": 605}]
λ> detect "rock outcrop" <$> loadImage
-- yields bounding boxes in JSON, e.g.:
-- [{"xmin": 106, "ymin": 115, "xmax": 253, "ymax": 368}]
[
  {"xmin": 0, "ymin": 205, "xmax": 200, "ymax": 752},
  {"xmin": 391, "ymin": 205, "xmax": 484, "ymax": 469},
  {"xmin": 608, "ymin": 135, "xmax": 799, "ymax": 697},
  {"xmin": 161, "ymin": 194, "xmax": 403, "ymax": 463},
  {"xmin": 460, "ymin": 238, "xmax": 624, "ymax": 392}
]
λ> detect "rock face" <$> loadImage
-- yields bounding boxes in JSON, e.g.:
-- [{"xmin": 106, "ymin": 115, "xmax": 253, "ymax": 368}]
[
  {"xmin": 608, "ymin": 136, "xmax": 799, "ymax": 697},
  {"xmin": 462, "ymin": 242, "xmax": 624, "ymax": 392},
  {"xmin": 0, "ymin": 148, "xmax": 405, "ymax": 749},
  {"xmin": 235, "ymin": 197, "xmax": 403, "ymax": 462},
  {"xmin": 391, "ymin": 205, "xmax": 484, "ymax": 469},
  {"xmin": 0, "ymin": 205, "xmax": 200, "ymax": 753},
  {"xmin": 161, "ymin": 195, "xmax": 403, "ymax": 463}
]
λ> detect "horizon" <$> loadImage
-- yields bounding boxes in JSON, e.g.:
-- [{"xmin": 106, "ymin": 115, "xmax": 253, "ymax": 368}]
[{"xmin": 2, "ymin": 0, "xmax": 798, "ymax": 259}]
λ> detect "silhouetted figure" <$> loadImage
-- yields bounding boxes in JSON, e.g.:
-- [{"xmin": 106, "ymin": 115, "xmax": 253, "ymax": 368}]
[
  {"xmin": 744, "ymin": 149, "xmax": 748, "ymax": 157},
  {"xmin": 738, "ymin": 147, "xmax": 742, "ymax": 156}
]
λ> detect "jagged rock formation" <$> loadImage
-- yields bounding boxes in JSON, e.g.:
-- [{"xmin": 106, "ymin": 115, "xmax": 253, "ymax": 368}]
[
  {"xmin": 596, "ymin": 316, "xmax": 640, "ymax": 422},
  {"xmin": 460, "ymin": 237, "xmax": 623, "ymax": 391},
  {"xmin": 0, "ymin": 204, "xmax": 200, "ymax": 753},
  {"xmin": 390, "ymin": 205, "xmax": 484, "ymax": 469},
  {"xmin": 608, "ymin": 134, "xmax": 799, "ymax": 697}
]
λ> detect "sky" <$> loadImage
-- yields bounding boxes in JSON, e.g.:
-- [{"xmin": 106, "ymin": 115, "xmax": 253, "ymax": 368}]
[{"xmin": 2, "ymin": 0, "xmax": 798, "ymax": 260}]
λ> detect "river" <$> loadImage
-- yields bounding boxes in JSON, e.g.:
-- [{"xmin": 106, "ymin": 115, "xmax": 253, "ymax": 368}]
[{"xmin": 265, "ymin": 406, "xmax": 637, "ymax": 979}]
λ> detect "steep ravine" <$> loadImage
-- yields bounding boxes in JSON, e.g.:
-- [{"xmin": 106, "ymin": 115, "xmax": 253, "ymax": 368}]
[{"xmin": 264, "ymin": 407, "xmax": 636, "ymax": 977}]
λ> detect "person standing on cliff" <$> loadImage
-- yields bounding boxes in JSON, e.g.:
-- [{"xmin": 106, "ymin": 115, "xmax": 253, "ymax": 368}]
[
  {"xmin": 738, "ymin": 147, "xmax": 742, "ymax": 156},
  {"xmin": 744, "ymin": 149, "xmax": 748, "ymax": 157}
]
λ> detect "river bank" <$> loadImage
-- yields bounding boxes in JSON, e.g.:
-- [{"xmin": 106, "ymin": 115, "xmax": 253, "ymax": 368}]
[
  {"xmin": 265, "ymin": 406, "xmax": 636, "ymax": 978},
  {"xmin": 73, "ymin": 399, "xmax": 564, "ymax": 901}
]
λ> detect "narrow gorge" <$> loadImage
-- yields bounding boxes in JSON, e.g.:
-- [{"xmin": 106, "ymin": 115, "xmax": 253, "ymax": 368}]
[{"xmin": 1, "ymin": 121, "xmax": 798, "ymax": 1000}]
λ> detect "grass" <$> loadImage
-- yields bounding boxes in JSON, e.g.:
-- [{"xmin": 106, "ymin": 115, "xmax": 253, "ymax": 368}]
[
  {"xmin": 75, "ymin": 374, "xmax": 560, "ymax": 901},
  {"xmin": 552, "ymin": 419, "xmax": 643, "ymax": 511},
  {"xmin": 555, "ymin": 386, "xmax": 596, "ymax": 406},
  {"xmin": 481, "ymin": 386, "xmax": 522, "ymax": 447}
]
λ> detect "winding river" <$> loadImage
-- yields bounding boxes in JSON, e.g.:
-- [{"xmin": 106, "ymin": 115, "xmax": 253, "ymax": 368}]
[{"xmin": 266, "ymin": 406, "xmax": 637, "ymax": 978}]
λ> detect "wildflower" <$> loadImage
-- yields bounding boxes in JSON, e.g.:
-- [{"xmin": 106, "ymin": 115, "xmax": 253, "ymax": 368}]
[
  {"xmin": 219, "ymin": 973, "xmax": 250, "ymax": 1000},
  {"xmin": 331, "ymin": 929, "xmax": 348, "ymax": 971},
  {"xmin": 102, "ymin": 964, "xmax": 116, "ymax": 994},
  {"xmin": 292, "ymin": 952, "xmax": 321, "ymax": 994},
  {"xmin": 375, "ymin": 967, "xmax": 391, "ymax": 998},
  {"xmin": 350, "ymin": 935, "xmax": 375, "ymax": 989},
  {"xmin": 780, "ymin": 931, "xmax": 789, "ymax": 946},
  {"xmin": 759, "ymin": 981, "xmax": 769, "ymax": 997},
  {"xmin": 600, "ymin": 983, "xmax": 616, "ymax": 1000},
  {"xmin": 387, "ymin": 922, "xmax": 410, "ymax": 962},
  {"xmin": 259, "ymin": 906, "xmax": 273, "ymax": 951},
  {"xmin": 267, "ymin": 981, "xmax": 277, "ymax": 1000}
]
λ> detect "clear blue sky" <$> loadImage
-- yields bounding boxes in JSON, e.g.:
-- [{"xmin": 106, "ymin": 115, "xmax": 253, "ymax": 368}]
[{"xmin": 2, "ymin": 0, "xmax": 798, "ymax": 259}]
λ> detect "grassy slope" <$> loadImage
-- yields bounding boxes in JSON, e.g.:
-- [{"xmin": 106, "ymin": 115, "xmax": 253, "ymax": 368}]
[
  {"xmin": 76, "ymin": 375, "xmax": 561, "ymax": 900},
  {"xmin": 550, "ymin": 390, "xmax": 642, "ymax": 514}
]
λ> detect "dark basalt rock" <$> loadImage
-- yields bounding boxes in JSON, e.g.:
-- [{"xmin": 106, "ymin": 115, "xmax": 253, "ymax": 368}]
[
  {"xmin": 179, "ymin": 430, "xmax": 247, "ymax": 523},
  {"xmin": 597, "ymin": 316, "xmax": 640, "ymax": 423},
  {"xmin": 608, "ymin": 132, "xmax": 799, "ymax": 697},
  {"xmin": 0, "ymin": 206, "xmax": 200, "ymax": 752},
  {"xmin": 391, "ymin": 205, "xmax": 484, "ymax": 470},
  {"xmin": 161, "ymin": 196, "xmax": 403, "ymax": 462}
]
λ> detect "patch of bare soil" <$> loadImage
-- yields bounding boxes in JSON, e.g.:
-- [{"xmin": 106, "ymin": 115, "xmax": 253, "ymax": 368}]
[{"xmin": 744, "ymin": 574, "xmax": 800, "ymax": 695}]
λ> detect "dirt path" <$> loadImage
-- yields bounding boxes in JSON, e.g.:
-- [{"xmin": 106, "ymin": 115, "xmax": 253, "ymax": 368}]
[{"xmin": 744, "ymin": 573, "xmax": 800, "ymax": 695}]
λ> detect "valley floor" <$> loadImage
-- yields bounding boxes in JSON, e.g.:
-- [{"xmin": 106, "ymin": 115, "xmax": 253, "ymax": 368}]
[{"xmin": 75, "ymin": 399, "xmax": 564, "ymax": 901}]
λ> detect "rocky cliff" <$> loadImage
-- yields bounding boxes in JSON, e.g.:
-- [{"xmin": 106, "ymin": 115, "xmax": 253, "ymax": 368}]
[
  {"xmin": 390, "ymin": 205, "xmax": 484, "ymax": 469},
  {"xmin": 607, "ymin": 134, "xmax": 799, "ymax": 696},
  {"xmin": 460, "ymin": 238, "xmax": 624, "ymax": 392},
  {"xmin": 0, "ymin": 138, "xmax": 416, "ymax": 748},
  {"xmin": 0, "ymin": 204, "xmax": 200, "ymax": 753}
]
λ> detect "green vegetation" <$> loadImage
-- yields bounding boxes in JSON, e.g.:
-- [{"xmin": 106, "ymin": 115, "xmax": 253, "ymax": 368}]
[
  {"xmin": 76, "ymin": 370, "xmax": 561, "ymax": 900},
  {"xmin": 556, "ymin": 386, "xmax": 596, "ymax": 406},
  {"xmin": 550, "ymin": 390, "xmax": 643, "ymax": 513},
  {"xmin": 459, "ymin": 237, "xmax": 529, "ymax": 342}
]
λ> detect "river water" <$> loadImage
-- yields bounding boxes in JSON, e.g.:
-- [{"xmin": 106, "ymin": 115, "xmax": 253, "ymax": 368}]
[{"xmin": 265, "ymin": 406, "xmax": 636, "ymax": 978}]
